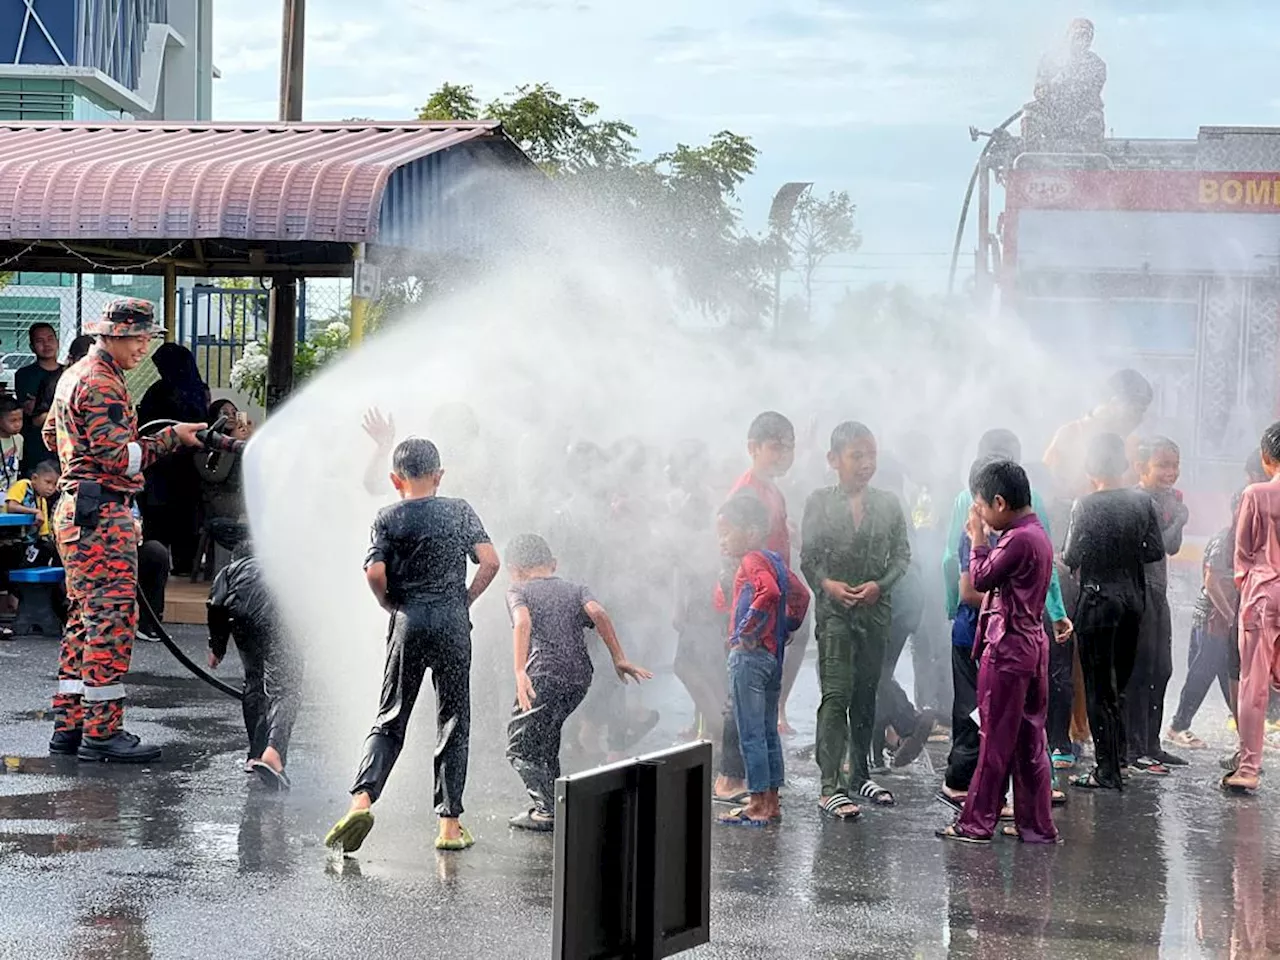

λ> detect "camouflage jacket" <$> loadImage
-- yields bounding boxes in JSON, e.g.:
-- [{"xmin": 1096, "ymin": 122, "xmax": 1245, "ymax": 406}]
[{"xmin": 43, "ymin": 348, "xmax": 179, "ymax": 497}]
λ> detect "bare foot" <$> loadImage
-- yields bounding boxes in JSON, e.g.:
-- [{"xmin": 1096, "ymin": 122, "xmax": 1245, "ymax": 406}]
[
  {"xmin": 350, "ymin": 791, "xmax": 372, "ymax": 813},
  {"xmin": 714, "ymin": 775, "xmax": 746, "ymax": 799},
  {"xmin": 439, "ymin": 816, "xmax": 462, "ymax": 842},
  {"xmin": 259, "ymin": 746, "xmax": 284, "ymax": 774}
]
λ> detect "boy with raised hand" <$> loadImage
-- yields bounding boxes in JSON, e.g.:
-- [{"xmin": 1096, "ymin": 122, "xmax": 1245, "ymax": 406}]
[
  {"xmin": 503, "ymin": 533, "xmax": 651, "ymax": 832},
  {"xmin": 326, "ymin": 438, "xmax": 500, "ymax": 855},
  {"xmin": 802, "ymin": 421, "xmax": 910, "ymax": 818},
  {"xmin": 937, "ymin": 460, "xmax": 1058, "ymax": 845}
]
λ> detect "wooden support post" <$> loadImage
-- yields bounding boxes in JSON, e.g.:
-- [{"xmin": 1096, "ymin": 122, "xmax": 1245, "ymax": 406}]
[
  {"xmin": 266, "ymin": 277, "xmax": 297, "ymax": 412},
  {"xmin": 163, "ymin": 264, "xmax": 178, "ymax": 343}
]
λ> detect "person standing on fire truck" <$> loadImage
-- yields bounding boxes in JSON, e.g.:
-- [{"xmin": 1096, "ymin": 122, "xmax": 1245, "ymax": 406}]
[
  {"xmin": 45, "ymin": 299, "xmax": 206, "ymax": 763},
  {"xmin": 1030, "ymin": 18, "xmax": 1107, "ymax": 145}
]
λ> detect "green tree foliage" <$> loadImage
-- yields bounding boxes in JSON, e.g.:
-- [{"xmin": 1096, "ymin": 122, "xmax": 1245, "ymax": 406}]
[{"xmin": 417, "ymin": 82, "xmax": 765, "ymax": 323}]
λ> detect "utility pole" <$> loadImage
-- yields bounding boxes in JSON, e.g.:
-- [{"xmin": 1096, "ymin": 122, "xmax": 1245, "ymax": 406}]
[{"xmin": 266, "ymin": 0, "xmax": 305, "ymax": 411}]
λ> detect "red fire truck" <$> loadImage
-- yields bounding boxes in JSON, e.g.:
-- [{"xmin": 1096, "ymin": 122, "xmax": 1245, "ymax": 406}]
[{"xmin": 969, "ymin": 125, "xmax": 1280, "ymax": 493}]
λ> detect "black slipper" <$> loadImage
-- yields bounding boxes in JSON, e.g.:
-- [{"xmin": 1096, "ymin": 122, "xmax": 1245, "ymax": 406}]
[
  {"xmin": 509, "ymin": 808, "xmax": 555, "ymax": 832},
  {"xmin": 934, "ymin": 790, "xmax": 965, "ymax": 814},
  {"xmin": 249, "ymin": 760, "xmax": 291, "ymax": 792}
]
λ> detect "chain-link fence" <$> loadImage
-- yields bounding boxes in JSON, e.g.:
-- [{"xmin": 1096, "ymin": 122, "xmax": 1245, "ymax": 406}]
[{"xmin": 0, "ymin": 273, "xmax": 356, "ymax": 404}]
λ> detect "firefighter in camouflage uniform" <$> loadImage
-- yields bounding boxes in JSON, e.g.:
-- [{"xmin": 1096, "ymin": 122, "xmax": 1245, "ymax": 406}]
[{"xmin": 45, "ymin": 299, "xmax": 207, "ymax": 763}]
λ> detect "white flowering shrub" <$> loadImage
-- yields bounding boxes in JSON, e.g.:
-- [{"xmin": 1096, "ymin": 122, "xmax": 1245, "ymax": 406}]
[{"xmin": 228, "ymin": 319, "xmax": 351, "ymax": 405}]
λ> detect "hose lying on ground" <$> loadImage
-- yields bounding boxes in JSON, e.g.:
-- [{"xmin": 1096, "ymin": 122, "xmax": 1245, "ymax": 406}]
[{"xmin": 135, "ymin": 417, "xmax": 244, "ymax": 701}]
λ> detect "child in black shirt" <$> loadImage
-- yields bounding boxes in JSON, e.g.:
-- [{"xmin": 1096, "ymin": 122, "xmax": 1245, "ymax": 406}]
[
  {"xmin": 504, "ymin": 534, "xmax": 651, "ymax": 831},
  {"xmin": 326, "ymin": 438, "xmax": 500, "ymax": 855},
  {"xmin": 207, "ymin": 541, "xmax": 299, "ymax": 790},
  {"xmin": 1063, "ymin": 433, "xmax": 1164, "ymax": 789}
]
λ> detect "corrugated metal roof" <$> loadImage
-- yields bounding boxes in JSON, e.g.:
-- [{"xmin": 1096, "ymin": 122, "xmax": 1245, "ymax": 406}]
[{"xmin": 0, "ymin": 121, "xmax": 521, "ymax": 245}]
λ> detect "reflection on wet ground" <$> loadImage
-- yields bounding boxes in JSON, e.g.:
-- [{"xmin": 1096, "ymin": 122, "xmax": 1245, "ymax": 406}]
[{"xmin": 1, "ymin": 632, "xmax": 1279, "ymax": 958}]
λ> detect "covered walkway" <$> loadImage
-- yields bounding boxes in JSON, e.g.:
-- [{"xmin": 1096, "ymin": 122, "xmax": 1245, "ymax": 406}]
[{"xmin": 0, "ymin": 120, "xmax": 536, "ymax": 275}]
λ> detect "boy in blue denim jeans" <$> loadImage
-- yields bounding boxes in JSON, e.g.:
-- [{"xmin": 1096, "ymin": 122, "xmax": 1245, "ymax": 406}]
[{"xmin": 716, "ymin": 494, "xmax": 809, "ymax": 827}]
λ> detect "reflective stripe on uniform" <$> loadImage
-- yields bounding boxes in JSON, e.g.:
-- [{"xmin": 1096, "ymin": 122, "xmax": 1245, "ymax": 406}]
[
  {"xmin": 125, "ymin": 442, "xmax": 142, "ymax": 476},
  {"xmin": 81, "ymin": 683, "xmax": 126, "ymax": 702},
  {"xmin": 57, "ymin": 679, "xmax": 84, "ymax": 695}
]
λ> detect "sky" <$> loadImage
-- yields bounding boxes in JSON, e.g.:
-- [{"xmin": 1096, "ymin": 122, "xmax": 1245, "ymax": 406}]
[{"xmin": 211, "ymin": 0, "xmax": 1280, "ymax": 298}]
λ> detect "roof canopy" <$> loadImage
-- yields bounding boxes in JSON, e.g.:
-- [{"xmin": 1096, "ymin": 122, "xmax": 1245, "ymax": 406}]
[{"xmin": 0, "ymin": 121, "xmax": 538, "ymax": 276}]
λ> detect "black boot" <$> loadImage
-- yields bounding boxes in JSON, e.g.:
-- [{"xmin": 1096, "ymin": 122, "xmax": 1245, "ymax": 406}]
[
  {"xmin": 48, "ymin": 728, "xmax": 82, "ymax": 755},
  {"xmin": 77, "ymin": 731, "xmax": 162, "ymax": 763}
]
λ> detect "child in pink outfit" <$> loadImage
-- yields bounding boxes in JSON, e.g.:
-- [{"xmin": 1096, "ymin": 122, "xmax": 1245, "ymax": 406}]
[{"xmin": 1227, "ymin": 422, "xmax": 1280, "ymax": 793}]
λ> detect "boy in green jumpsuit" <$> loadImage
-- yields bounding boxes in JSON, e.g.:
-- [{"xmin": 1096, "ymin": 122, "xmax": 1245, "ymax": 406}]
[{"xmin": 802, "ymin": 422, "xmax": 910, "ymax": 818}]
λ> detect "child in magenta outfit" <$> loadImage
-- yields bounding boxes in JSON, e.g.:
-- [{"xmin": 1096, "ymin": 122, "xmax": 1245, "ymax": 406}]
[
  {"xmin": 715, "ymin": 494, "xmax": 809, "ymax": 827},
  {"xmin": 1225, "ymin": 422, "xmax": 1280, "ymax": 794},
  {"xmin": 938, "ymin": 459, "xmax": 1059, "ymax": 844}
]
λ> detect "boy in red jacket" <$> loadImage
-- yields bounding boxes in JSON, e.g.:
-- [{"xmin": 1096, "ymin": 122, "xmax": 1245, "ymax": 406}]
[{"xmin": 715, "ymin": 494, "xmax": 809, "ymax": 827}]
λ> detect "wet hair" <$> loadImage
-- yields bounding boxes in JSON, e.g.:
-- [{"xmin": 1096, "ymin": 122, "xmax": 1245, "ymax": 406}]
[
  {"xmin": 231, "ymin": 539, "xmax": 255, "ymax": 562},
  {"xmin": 67, "ymin": 335, "xmax": 94, "ymax": 363},
  {"xmin": 977, "ymin": 428, "xmax": 1021, "ymax": 463},
  {"xmin": 747, "ymin": 411, "xmax": 794, "ymax": 445},
  {"xmin": 30, "ymin": 460, "xmax": 58, "ymax": 480},
  {"xmin": 1262, "ymin": 422, "xmax": 1280, "ymax": 464},
  {"xmin": 0, "ymin": 397, "xmax": 20, "ymax": 417},
  {"xmin": 1246, "ymin": 449, "xmax": 1267, "ymax": 484},
  {"xmin": 1134, "ymin": 435, "xmax": 1179, "ymax": 465},
  {"xmin": 1105, "ymin": 369, "xmax": 1153, "ymax": 410},
  {"xmin": 27, "ymin": 322, "xmax": 55, "ymax": 349},
  {"xmin": 391, "ymin": 437, "xmax": 441, "ymax": 479},
  {"xmin": 968, "ymin": 455, "xmax": 999, "ymax": 496},
  {"xmin": 829, "ymin": 421, "xmax": 875, "ymax": 455},
  {"xmin": 971, "ymin": 459, "xmax": 1032, "ymax": 511},
  {"xmin": 505, "ymin": 533, "xmax": 555, "ymax": 570},
  {"xmin": 1085, "ymin": 432, "xmax": 1129, "ymax": 480},
  {"xmin": 717, "ymin": 492, "xmax": 771, "ymax": 535}
]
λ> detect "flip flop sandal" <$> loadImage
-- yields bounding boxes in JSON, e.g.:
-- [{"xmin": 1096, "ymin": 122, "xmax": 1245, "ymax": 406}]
[
  {"xmin": 1051, "ymin": 751, "xmax": 1075, "ymax": 769},
  {"xmin": 818, "ymin": 794, "xmax": 861, "ymax": 821},
  {"xmin": 713, "ymin": 790, "xmax": 750, "ymax": 806},
  {"xmin": 435, "ymin": 826, "xmax": 476, "ymax": 851},
  {"xmin": 1221, "ymin": 751, "xmax": 1241, "ymax": 773},
  {"xmin": 1221, "ymin": 773, "xmax": 1258, "ymax": 795},
  {"xmin": 1051, "ymin": 790, "xmax": 1068, "ymax": 807},
  {"xmin": 1001, "ymin": 825, "xmax": 1064, "ymax": 844},
  {"xmin": 935, "ymin": 824, "xmax": 991, "ymax": 845},
  {"xmin": 891, "ymin": 713, "xmax": 936, "ymax": 768},
  {"xmin": 509, "ymin": 809, "xmax": 555, "ymax": 832},
  {"xmin": 717, "ymin": 806, "xmax": 769, "ymax": 828},
  {"xmin": 934, "ymin": 790, "xmax": 965, "ymax": 814},
  {"xmin": 325, "ymin": 809, "xmax": 375, "ymax": 855},
  {"xmin": 999, "ymin": 805, "xmax": 1015, "ymax": 822},
  {"xmin": 249, "ymin": 760, "xmax": 291, "ymax": 792},
  {"xmin": 858, "ymin": 780, "xmax": 895, "ymax": 807}
]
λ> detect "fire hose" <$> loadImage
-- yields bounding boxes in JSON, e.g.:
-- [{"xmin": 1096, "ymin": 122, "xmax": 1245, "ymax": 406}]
[
  {"xmin": 135, "ymin": 417, "xmax": 244, "ymax": 701},
  {"xmin": 946, "ymin": 107, "xmax": 1025, "ymax": 297}
]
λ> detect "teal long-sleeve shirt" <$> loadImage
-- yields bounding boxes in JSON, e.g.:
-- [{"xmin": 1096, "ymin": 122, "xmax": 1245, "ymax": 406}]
[{"xmin": 943, "ymin": 487, "xmax": 1067, "ymax": 622}]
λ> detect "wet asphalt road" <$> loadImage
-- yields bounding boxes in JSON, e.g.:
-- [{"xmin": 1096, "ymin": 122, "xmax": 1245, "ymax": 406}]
[{"xmin": 1, "ymin": 627, "xmax": 1277, "ymax": 960}]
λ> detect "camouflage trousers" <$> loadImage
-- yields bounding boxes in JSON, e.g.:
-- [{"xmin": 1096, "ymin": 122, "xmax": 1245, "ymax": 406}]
[{"xmin": 51, "ymin": 497, "xmax": 140, "ymax": 740}]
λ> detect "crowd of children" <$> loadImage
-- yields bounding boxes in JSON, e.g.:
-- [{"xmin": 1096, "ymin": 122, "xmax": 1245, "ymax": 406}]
[{"xmin": 170, "ymin": 363, "xmax": 1280, "ymax": 856}]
